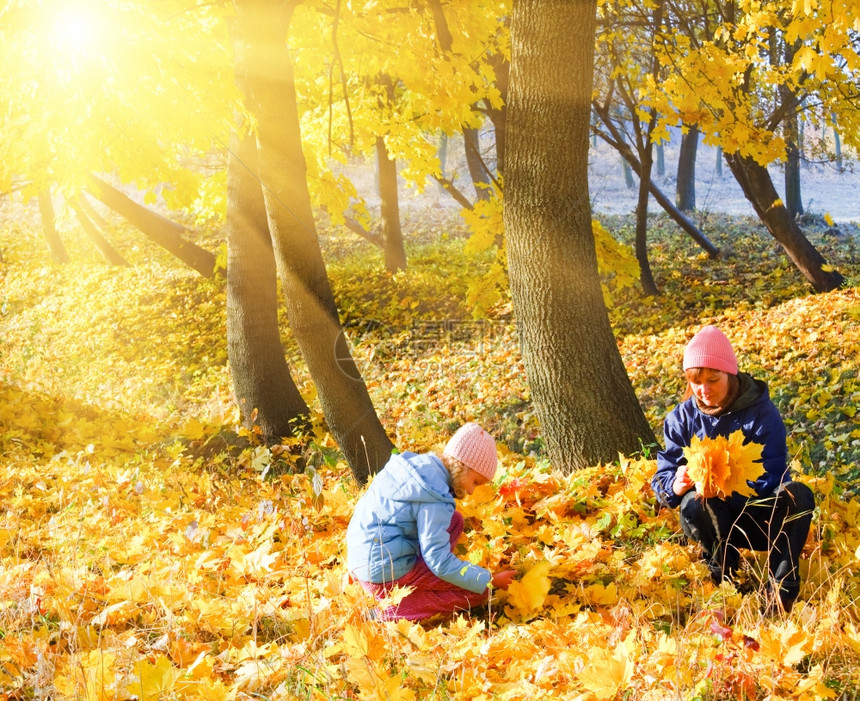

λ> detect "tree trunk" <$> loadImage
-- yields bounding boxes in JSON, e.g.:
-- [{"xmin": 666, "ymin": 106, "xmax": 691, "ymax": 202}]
[
  {"xmin": 675, "ymin": 126, "xmax": 698, "ymax": 212},
  {"xmin": 437, "ymin": 133, "xmax": 448, "ymax": 194},
  {"xmin": 463, "ymin": 125, "xmax": 493, "ymax": 201},
  {"xmin": 87, "ymin": 175, "xmax": 216, "ymax": 278},
  {"xmin": 784, "ymin": 123, "xmax": 803, "ymax": 219},
  {"xmin": 505, "ymin": 0, "xmax": 656, "ymax": 472},
  {"xmin": 724, "ymin": 153, "xmax": 844, "ymax": 292},
  {"xmin": 376, "ymin": 136, "xmax": 407, "ymax": 272},
  {"xmin": 38, "ymin": 188, "xmax": 69, "ymax": 264},
  {"xmin": 635, "ymin": 139, "xmax": 659, "ymax": 295},
  {"xmin": 234, "ymin": 0, "xmax": 394, "ymax": 483},
  {"xmin": 70, "ymin": 197, "xmax": 129, "ymax": 266},
  {"xmin": 226, "ymin": 128, "xmax": 310, "ymax": 443},
  {"xmin": 486, "ymin": 52, "xmax": 509, "ymax": 177},
  {"xmin": 780, "ymin": 40, "xmax": 803, "ymax": 219}
]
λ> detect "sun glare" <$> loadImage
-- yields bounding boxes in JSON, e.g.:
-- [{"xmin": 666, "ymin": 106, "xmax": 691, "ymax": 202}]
[{"xmin": 51, "ymin": 6, "xmax": 103, "ymax": 55}]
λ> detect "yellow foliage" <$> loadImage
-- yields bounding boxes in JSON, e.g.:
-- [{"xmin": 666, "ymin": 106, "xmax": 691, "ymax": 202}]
[
  {"xmin": 505, "ymin": 560, "xmax": 551, "ymax": 620},
  {"xmin": 683, "ymin": 430, "xmax": 764, "ymax": 498}
]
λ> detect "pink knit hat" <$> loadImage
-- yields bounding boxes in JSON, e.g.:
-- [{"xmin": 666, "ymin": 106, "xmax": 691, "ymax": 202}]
[
  {"xmin": 442, "ymin": 423, "xmax": 498, "ymax": 481},
  {"xmin": 683, "ymin": 325, "xmax": 738, "ymax": 375}
]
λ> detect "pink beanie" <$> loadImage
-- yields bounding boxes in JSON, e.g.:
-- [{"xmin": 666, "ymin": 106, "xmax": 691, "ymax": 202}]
[
  {"xmin": 683, "ymin": 325, "xmax": 738, "ymax": 375},
  {"xmin": 442, "ymin": 423, "xmax": 498, "ymax": 481}
]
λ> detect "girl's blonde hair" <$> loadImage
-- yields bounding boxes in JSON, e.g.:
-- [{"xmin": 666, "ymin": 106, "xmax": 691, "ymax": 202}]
[{"xmin": 441, "ymin": 454, "xmax": 470, "ymax": 499}]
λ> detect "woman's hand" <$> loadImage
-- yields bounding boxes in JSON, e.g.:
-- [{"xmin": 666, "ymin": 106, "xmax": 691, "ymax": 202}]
[
  {"xmin": 491, "ymin": 569, "xmax": 517, "ymax": 590},
  {"xmin": 672, "ymin": 465, "xmax": 694, "ymax": 496}
]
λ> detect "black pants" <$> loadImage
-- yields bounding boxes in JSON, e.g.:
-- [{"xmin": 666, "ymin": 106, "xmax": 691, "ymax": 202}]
[{"xmin": 678, "ymin": 481, "xmax": 814, "ymax": 600}]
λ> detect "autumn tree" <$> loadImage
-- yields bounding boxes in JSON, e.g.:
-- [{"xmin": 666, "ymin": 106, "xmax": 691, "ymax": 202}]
[
  {"xmin": 287, "ymin": 1, "xmax": 508, "ymax": 245},
  {"xmin": 592, "ymin": 0, "xmax": 720, "ymax": 264},
  {"xmin": 505, "ymin": 0, "xmax": 656, "ymax": 472},
  {"xmin": 232, "ymin": 0, "xmax": 394, "ymax": 483},
  {"xmin": 652, "ymin": 0, "xmax": 854, "ymax": 292},
  {"xmin": 0, "ymin": 0, "xmax": 234, "ymax": 271}
]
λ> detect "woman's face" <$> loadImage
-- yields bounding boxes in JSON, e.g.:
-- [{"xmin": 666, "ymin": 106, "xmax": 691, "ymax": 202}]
[
  {"xmin": 689, "ymin": 369, "xmax": 730, "ymax": 408},
  {"xmin": 459, "ymin": 469, "xmax": 489, "ymax": 496}
]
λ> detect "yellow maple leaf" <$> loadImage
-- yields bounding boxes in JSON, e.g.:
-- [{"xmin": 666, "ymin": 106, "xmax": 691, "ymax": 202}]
[
  {"xmin": 505, "ymin": 560, "xmax": 551, "ymax": 619},
  {"xmin": 133, "ymin": 655, "xmax": 180, "ymax": 701},
  {"xmin": 683, "ymin": 434, "xmax": 729, "ymax": 498},
  {"xmin": 343, "ymin": 624, "xmax": 369, "ymax": 658},
  {"xmin": 758, "ymin": 620, "xmax": 812, "ymax": 666},
  {"xmin": 723, "ymin": 430, "xmax": 764, "ymax": 497},
  {"xmin": 577, "ymin": 645, "xmax": 633, "ymax": 699},
  {"xmin": 684, "ymin": 431, "xmax": 763, "ymax": 499}
]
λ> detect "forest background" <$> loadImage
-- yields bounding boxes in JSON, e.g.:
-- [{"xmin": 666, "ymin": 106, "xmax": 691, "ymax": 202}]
[{"xmin": 1, "ymin": 0, "xmax": 860, "ymax": 699}]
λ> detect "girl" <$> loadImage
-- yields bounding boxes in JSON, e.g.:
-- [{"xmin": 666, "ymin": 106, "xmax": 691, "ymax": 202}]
[
  {"xmin": 347, "ymin": 422, "xmax": 517, "ymax": 621},
  {"xmin": 651, "ymin": 325, "xmax": 814, "ymax": 614}
]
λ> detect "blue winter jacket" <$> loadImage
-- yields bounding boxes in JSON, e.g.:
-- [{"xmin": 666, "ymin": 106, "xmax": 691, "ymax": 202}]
[
  {"xmin": 346, "ymin": 451, "xmax": 492, "ymax": 594},
  {"xmin": 652, "ymin": 373, "xmax": 791, "ymax": 509}
]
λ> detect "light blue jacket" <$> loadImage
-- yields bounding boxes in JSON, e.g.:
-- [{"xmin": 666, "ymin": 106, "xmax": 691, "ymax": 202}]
[{"xmin": 346, "ymin": 451, "xmax": 492, "ymax": 594}]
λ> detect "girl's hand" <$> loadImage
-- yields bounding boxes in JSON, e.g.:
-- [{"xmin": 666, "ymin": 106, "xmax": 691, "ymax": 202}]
[
  {"xmin": 672, "ymin": 465, "xmax": 694, "ymax": 496},
  {"xmin": 491, "ymin": 569, "xmax": 517, "ymax": 590}
]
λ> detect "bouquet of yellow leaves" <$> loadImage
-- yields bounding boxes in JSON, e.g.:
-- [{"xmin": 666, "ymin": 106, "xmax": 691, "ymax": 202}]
[{"xmin": 683, "ymin": 430, "xmax": 764, "ymax": 499}]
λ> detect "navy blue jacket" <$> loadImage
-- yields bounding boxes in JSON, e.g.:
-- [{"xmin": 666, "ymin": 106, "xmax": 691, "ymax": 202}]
[{"xmin": 652, "ymin": 373, "xmax": 791, "ymax": 509}]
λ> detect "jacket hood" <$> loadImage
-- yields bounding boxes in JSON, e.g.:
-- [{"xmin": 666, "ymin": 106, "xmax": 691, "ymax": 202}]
[
  {"xmin": 372, "ymin": 452, "xmax": 454, "ymax": 505},
  {"xmin": 727, "ymin": 372, "xmax": 768, "ymax": 413}
]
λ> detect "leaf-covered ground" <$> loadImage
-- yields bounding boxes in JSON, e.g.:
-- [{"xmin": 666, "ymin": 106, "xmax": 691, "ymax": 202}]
[{"xmin": 0, "ymin": 205, "xmax": 858, "ymax": 699}]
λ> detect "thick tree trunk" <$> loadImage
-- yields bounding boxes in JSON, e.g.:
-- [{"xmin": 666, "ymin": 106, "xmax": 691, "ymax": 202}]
[
  {"xmin": 38, "ymin": 188, "xmax": 69, "ymax": 264},
  {"xmin": 505, "ymin": 0, "xmax": 656, "ymax": 472},
  {"xmin": 234, "ymin": 0, "xmax": 394, "ymax": 483},
  {"xmin": 70, "ymin": 198, "xmax": 129, "ymax": 266},
  {"xmin": 463, "ymin": 126, "xmax": 493, "ymax": 201},
  {"xmin": 375, "ymin": 136, "xmax": 407, "ymax": 272},
  {"xmin": 87, "ymin": 175, "xmax": 216, "ymax": 277},
  {"xmin": 675, "ymin": 126, "xmax": 698, "ymax": 212},
  {"xmin": 724, "ymin": 153, "xmax": 844, "ymax": 292},
  {"xmin": 226, "ymin": 129, "xmax": 310, "ymax": 443}
]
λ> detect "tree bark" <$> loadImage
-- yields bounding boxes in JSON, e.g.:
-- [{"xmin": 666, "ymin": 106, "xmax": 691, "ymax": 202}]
[
  {"xmin": 376, "ymin": 136, "xmax": 407, "ymax": 272},
  {"xmin": 724, "ymin": 153, "xmax": 844, "ymax": 292},
  {"xmin": 505, "ymin": 0, "xmax": 656, "ymax": 472},
  {"xmin": 38, "ymin": 188, "xmax": 69, "ymax": 264},
  {"xmin": 463, "ymin": 126, "xmax": 493, "ymax": 201},
  {"xmin": 87, "ymin": 175, "xmax": 216, "ymax": 278},
  {"xmin": 226, "ymin": 128, "xmax": 310, "ymax": 443},
  {"xmin": 675, "ymin": 126, "xmax": 698, "ymax": 212},
  {"xmin": 70, "ymin": 197, "xmax": 129, "ymax": 266},
  {"xmin": 234, "ymin": 0, "xmax": 394, "ymax": 483}
]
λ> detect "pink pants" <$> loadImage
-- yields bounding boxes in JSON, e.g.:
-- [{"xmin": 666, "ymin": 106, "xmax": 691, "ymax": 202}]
[{"xmin": 358, "ymin": 511, "xmax": 489, "ymax": 621}]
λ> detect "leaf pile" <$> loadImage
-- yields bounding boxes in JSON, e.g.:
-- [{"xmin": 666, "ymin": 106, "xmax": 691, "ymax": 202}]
[{"xmin": 0, "ymin": 208, "xmax": 859, "ymax": 698}]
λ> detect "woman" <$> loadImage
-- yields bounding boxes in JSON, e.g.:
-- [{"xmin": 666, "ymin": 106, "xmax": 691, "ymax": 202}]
[{"xmin": 651, "ymin": 325, "xmax": 814, "ymax": 614}]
